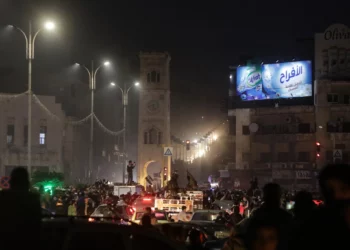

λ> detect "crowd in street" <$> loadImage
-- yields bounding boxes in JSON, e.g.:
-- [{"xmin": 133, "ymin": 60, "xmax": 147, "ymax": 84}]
[
  {"xmin": 41, "ymin": 179, "xmax": 140, "ymax": 216},
  {"xmin": 1, "ymin": 163, "xmax": 350, "ymax": 250}
]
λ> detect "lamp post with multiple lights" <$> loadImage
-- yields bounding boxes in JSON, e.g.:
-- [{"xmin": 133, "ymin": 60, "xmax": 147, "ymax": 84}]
[
  {"xmin": 76, "ymin": 61, "xmax": 110, "ymax": 181},
  {"xmin": 9, "ymin": 21, "xmax": 55, "ymax": 177},
  {"xmin": 110, "ymin": 81, "xmax": 139, "ymax": 183}
]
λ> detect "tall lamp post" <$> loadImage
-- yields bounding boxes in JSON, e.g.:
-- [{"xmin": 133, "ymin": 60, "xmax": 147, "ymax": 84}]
[
  {"xmin": 9, "ymin": 21, "xmax": 55, "ymax": 177},
  {"xmin": 110, "ymin": 81, "xmax": 139, "ymax": 184},
  {"xmin": 76, "ymin": 61, "xmax": 110, "ymax": 181}
]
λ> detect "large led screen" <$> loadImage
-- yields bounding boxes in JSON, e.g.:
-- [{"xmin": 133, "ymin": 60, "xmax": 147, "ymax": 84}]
[{"xmin": 236, "ymin": 60, "xmax": 312, "ymax": 101}]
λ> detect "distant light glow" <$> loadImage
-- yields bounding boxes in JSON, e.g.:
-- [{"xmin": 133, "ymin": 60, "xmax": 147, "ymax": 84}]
[
  {"xmin": 104, "ymin": 61, "xmax": 110, "ymax": 66},
  {"xmin": 213, "ymin": 134, "xmax": 218, "ymax": 141},
  {"xmin": 110, "ymin": 82, "xmax": 116, "ymax": 86},
  {"xmin": 134, "ymin": 82, "xmax": 140, "ymax": 86},
  {"xmin": 193, "ymin": 139, "xmax": 198, "ymax": 143}
]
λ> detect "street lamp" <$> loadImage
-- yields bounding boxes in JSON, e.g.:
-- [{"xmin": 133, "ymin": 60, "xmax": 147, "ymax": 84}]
[
  {"xmin": 110, "ymin": 81, "xmax": 139, "ymax": 183},
  {"xmin": 9, "ymin": 20, "xmax": 55, "ymax": 177},
  {"xmin": 76, "ymin": 60, "xmax": 110, "ymax": 181}
]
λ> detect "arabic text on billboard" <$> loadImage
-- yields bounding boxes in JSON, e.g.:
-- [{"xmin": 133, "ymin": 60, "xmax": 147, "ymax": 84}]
[{"xmin": 236, "ymin": 60, "xmax": 312, "ymax": 101}]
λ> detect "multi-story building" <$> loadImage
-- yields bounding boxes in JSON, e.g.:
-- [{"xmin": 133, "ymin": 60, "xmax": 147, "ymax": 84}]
[
  {"xmin": 226, "ymin": 23, "xmax": 350, "ymax": 190},
  {"xmin": 0, "ymin": 93, "xmax": 85, "ymax": 182}
]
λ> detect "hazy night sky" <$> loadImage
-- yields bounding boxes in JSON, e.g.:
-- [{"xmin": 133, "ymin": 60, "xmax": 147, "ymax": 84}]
[{"xmin": 0, "ymin": 0, "xmax": 349, "ymax": 143}]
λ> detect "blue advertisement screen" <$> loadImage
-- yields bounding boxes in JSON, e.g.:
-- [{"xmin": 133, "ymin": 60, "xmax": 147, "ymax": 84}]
[{"xmin": 236, "ymin": 61, "xmax": 312, "ymax": 101}]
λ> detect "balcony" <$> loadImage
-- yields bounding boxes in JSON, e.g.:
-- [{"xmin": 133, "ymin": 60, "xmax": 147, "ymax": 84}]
[{"xmin": 252, "ymin": 133, "xmax": 315, "ymax": 143}]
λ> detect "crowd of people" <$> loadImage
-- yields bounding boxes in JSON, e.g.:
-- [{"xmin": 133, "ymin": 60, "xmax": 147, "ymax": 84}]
[
  {"xmin": 41, "ymin": 179, "xmax": 140, "ymax": 217},
  {"xmin": 1, "ymin": 163, "xmax": 350, "ymax": 250}
]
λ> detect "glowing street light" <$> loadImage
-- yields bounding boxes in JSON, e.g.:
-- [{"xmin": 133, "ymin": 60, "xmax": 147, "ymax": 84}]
[
  {"xmin": 8, "ymin": 20, "xmax": 56, "ymax": 177},
  {"xmin": 76, "ymin": 60, "xmax": 110, "ymax": 180},
  {"xmin": 44, "ymin": 21, "xmax": 55, "ymax": 30},
  {"xmin": 110, "ymin": 80, "xmax": 140, "ymax": 183},
  {"xmin": 213, "ymin": 134, "xmax": 218, "ymax": 141}
]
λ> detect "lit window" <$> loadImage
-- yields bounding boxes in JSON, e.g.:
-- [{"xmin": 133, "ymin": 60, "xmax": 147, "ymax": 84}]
[
  {"xmin": 7, "ymin": 124, "xmax": 15, "ymax": 144},
  {"xmin": 39, "ymin": 126, "xmax": 47, "ymax": 145}
]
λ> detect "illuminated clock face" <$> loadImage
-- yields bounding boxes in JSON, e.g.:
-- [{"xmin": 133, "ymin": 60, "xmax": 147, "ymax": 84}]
[{"xmin": 147, "ymin": 100, "xmax": 160, "ymax": 113}]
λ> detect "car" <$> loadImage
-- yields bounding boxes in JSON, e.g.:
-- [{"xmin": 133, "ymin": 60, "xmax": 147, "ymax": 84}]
[
  {"xmin": 132, "ymin": 196, "xmax": 156, "ymax": 212},
  {"xmin": 131, "ymin": 209, "xmax": 169, "ymax": 224},
  {"xmin": 90, "ymin": 204, "xmax": 134, "ymax": 222},
  {"xmin": 190, "ymin": 210, "xmax": 224, "ymax": 223}
]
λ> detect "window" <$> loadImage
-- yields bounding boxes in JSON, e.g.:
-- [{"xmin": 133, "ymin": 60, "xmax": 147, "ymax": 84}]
[
  {"xmin": 149, "ymin": 129, "xmax": 157, "ymax": 144},
  {"xmin": 277, "ymin": 152, "xmax": 289, "ymax": 162},
  {"xmin": 148, "ymin": 71, "xmax": 160, "ymax": 83},
  {"xmin": 144, "ymin": 132, "xmax": 148, "ymax": 144},
  {"xmin": 151, "ymin": 71, "xmax": 157, "ymax": 82},
  {"xmin": 298, "ymin": 123, "xmax": 311, "ymax": 133},
  {"xmin": 24, "ymin": 125, "xmax": 28, "ymax": 145},
  {"xmin": 298, "ymin": 152, "xmax": 310, "ymax": 162},
  {"xmin": 344, "ymin": 95, "xmax": 350, "ymax": 104},
  {"xmin": 7, "ymin": 125, "xmax": 15, "ymax": 144},
  {"xmin": 39, "ymin": 126, "xmax": 47, "ymax": 145},
  {"xmin": 158, "ymin": 132, "xmax": 163, "ymax": 144},
  {"xmin": 327, "ymin": 94, "xmax": 338, "ymax": 103},
  {"xmin": 260, "ymin": 152, "xmax": 272, "ymax": 162},
  {"xmin": 242, "ymin": 125, "xmax": 250, "ymax": 135}
]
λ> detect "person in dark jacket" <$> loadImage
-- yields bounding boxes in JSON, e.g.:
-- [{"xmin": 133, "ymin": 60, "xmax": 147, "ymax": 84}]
[{"xmin": 0, "ymin": 167, "xmax": 42, "ymax": 250}]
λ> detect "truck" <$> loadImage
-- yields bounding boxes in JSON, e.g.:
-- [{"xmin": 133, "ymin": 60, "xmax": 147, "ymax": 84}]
[{"xmin": 113, "ymin": 185, "xmax": 143, "ymax": 196}]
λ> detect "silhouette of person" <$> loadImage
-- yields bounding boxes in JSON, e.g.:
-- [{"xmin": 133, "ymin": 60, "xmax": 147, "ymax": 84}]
[{"xmin": 0, "ymin": 167, "xmax": 42, "ymax": 249}]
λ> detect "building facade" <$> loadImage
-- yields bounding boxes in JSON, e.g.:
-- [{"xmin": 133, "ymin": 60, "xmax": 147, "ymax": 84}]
[
  {"xmin": 0, "ymin": 93, "xmax": 82, "ymax": 182},
  {"xmin": 137, "ymin": 52, "xmax": 171, "ymax": 186},
  {"xmin": 226, "ymin": 23, "xmax": 350, "ymax": 189}
]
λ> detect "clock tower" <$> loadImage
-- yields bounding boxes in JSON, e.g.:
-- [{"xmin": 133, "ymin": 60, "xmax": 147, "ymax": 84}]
[{"xmin": 137, "ymin": 52, "xmax": 171, "ymax": 186}]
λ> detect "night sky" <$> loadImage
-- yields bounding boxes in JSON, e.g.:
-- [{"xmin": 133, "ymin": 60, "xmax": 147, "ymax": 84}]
[{"xmin": 0, "ymin": 0, "xmax": 349, "ymax": 142}]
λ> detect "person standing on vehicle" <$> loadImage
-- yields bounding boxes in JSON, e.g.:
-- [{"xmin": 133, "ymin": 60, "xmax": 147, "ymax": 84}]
[
  {"xmin": 177, "ymin": 206, "xmax": 188, "ymax": 222},
  {"xmin": 127, "ymin": 161, "xmax": 135, "ymax": 185}
]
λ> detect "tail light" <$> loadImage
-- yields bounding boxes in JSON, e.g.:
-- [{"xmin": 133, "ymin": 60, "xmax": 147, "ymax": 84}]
[
  {"xmin": 143, "ymin": 198, "xmax": 152, "ymax": 201},
  {"xmin": 127, "ymin": 206, "xmax": 135, "ymax": 216},
  {"xmin": 88, "ymin": 218, "xmax": 95, "ymax": 222}
]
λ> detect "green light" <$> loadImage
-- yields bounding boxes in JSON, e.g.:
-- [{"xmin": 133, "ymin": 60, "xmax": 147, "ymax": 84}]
[{"xmin": 44, "ymin": 185, "xmax": 53, "ymax": 195}]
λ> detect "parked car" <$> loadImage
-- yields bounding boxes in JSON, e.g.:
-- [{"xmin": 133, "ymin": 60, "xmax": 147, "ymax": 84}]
[
  {"xmin": 89, "ymin": 204, "xmax": 134, "ymax": 222},
  {"xmin": 132, "ymin": 210, "xmax": 169, "ymax": 224}
]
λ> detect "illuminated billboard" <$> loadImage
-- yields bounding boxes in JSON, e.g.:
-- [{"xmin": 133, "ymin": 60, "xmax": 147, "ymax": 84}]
[{"xmin": 236, "ymin": 60, "xmax": 312, "ymax": 101}]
